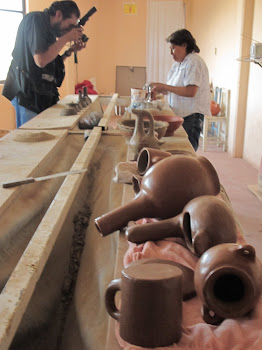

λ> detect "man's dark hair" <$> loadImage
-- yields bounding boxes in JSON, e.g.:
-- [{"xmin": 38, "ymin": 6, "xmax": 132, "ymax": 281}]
[
  {"xmin": 167, "ymin": 29, "xmax": 200, "ymax": 54},
  {"xmin": 47, "ymin": 1, "xmax": 80, "ymax": 19}
]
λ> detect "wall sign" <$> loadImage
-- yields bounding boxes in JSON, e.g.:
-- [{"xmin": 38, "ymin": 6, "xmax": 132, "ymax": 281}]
[{"xmin": 123, "ymin": 2, "xmax": 137, "ymax": 15}]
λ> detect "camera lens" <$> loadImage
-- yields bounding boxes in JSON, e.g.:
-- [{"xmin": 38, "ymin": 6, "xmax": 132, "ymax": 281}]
[{"xmin": 82, "ymin": 34, "xmax": 89, "ymax": 43}]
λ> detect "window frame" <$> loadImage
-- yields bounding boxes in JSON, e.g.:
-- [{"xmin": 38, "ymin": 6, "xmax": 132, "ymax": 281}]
[{"xmin": 0, "ymin": 1, "xmax": 26, "ymax": 84}]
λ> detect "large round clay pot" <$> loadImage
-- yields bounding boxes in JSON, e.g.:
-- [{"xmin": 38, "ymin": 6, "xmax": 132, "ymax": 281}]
[
  {"xmin": 95, "ymin": 155, "xmax": 220, "ymax": 236},
  {"xmin": 137, "ymin": 147, "xmax": 172, "ymax": 175},
  {"xmin": 126, "ymin": 195, "xmax": 237, "ymax": 256},
  {"xmin": 194, "ymin": 243, "xmax": 262, "ymax": 325}
]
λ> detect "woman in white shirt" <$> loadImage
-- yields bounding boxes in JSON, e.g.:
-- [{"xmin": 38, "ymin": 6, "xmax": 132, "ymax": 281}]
[{"xmin": 150, "ymin": 29, "xmax": 211, "ymax": 151}]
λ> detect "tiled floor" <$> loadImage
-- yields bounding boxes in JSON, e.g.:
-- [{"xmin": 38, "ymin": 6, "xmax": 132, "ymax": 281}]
[{"xmin": 197, "ymin": 141, "xmax": 262, "ymax": 261}]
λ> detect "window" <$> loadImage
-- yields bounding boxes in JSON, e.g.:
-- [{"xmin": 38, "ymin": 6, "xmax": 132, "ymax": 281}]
[{"xmin": 0, "ymin": 1, "xmax": 25, "ymax": 83}]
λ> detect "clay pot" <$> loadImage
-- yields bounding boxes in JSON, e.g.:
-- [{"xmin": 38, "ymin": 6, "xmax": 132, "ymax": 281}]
[
  {"xmin": 126, "ymin": 195, "xmax": 238, "ymax": 257},
  {"xmin": 137, "ymin": 147, "xmax": 172, "ymax": 175},
  {"xmin": 95, "ymin": 155, "xmax": 220, "ymax": 236},
  {"xmin": 105, "ymin": 262, "xmax": 183, "ymax": 347},
  {"xmin": 153, "ymin": 115, "xmax": 184, "ymax": 136},
  {"xmin": 211, "ymin": 100, "xmax": 221, "ymax": 116},
  {"xmin": 129, "ymin": 109, "xmax": 164, "ymax": 160},
  {"xmin": 194, "ymin": 243, "xmax": 262, "ymax": 325}
]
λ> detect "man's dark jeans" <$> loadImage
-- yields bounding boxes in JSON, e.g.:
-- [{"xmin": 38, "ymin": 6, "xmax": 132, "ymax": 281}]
[{"xmin": 182, "ymin": 113, "xmax": 204, "ymax": 151}]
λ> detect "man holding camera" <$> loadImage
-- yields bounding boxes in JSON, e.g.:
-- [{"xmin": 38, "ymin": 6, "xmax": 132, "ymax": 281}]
[{"xmin": 2, "ymin": 1, "xmax": 86, "ymax": 127}]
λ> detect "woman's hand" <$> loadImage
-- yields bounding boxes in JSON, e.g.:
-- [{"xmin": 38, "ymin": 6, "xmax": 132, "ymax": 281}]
[
  {"xmin": 150, "ymin": 83, "xmax": 167, "ymax": 93},
  {"xmin": 149, "ymin": 82, "xmax": 167, "ymax": 100}
]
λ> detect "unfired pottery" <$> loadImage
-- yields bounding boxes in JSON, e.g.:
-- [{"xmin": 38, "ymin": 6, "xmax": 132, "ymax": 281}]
[
  {"xmin": 60, "ymin": 107, "xmax": 77, "ymax": 116},
  {"xmin": 78, "ymin": 112, "xmax": 103, "ymax": 129},
  {"xmin": 129, "ymin": 109, "xmax": 164, "ymax": 159},
  {"xmin": 78, "ymin": 90, "xmax": 87, "ymax": 108},
  {"xmin": 117, "ymin": 118, "xmax": 168, "ymax": 141},
  {"xmin": 95, "ymin": 155, "xmax": 220, "ymax": 236},
  {"xmin": 137, "ymin": 147, "xmax": 172, "ymax": 175},
  {"xmin": 105, "ymin": 262, "xmax": 183, "ymax": 347},
  {"xmin": 83, "ymin": 86, "xmax": 92, "ymax": 105},
  {"xmin": 66, "ymin": 102, "xmax": 81, "ymax": 112},
  {"xmin": 194, "ymin": 243, "xmax": 262, "ymax": 325},
  {"xmin": 126, "ymin": 195, "xmax": 238, "ymax": 257}
]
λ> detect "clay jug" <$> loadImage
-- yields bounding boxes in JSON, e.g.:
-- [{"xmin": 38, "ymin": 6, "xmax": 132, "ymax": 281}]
[
  {"xmin": 126, "ymin": 195, "xmax": 237, "ymax": 256},
  {"xmin": 105, "ymin": 262, "xmax": 183, "ymax": 347},
  {"xmin": 95, "ymin": 155, "xmax": 220, "ymax": 236},
  {"xmin": 137, "ymin": 147, "xmax": 172, "ymax": 175},
  {"xmin": 194, "ymin": 243, "xmax": 262, "ymax": 325},
  {"xmin": 129, "ymin": 109, "xmax": 163, "ymax": 160}
]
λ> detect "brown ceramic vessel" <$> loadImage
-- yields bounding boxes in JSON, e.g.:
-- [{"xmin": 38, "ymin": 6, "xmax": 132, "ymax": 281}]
[
  {"xmin": 126, "ymin": 195, "xmax": 238, "ymax": 257},
  {"xmin": 95, "ymin": 155, "xmax": 220, "ymax": 236},
  {"xmin": 194, "ymin": 243, "xmax": 262, "ymax": 325},
  {"xmin": 105, "ymin": 262, "xmax": 183, "ymax": 347},
  {"xmin": 137, "ymin": 147, "xmax": 172, "ymax": 175},
  {"xmin": 127, "ymin": 258, "xmax": 196, "ymax": 300}
]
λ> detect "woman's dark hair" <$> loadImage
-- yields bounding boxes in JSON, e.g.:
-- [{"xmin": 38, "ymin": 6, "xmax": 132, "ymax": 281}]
[
  {"xmin": 47, "ymin": 1, "xmax": 80, "ymax": 19},
  {"xmin": 166, "ymin": 29, "xmax": 200, "ymax": 54}
]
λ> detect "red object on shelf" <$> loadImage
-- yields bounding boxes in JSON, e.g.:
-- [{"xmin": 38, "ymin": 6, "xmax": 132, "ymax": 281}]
[
  {"xmin": 75, "ymin": 80, "xmax": 98, "ymax": 95},
  {"xmin": 210, "ymin": 100, "xmax": 221, "ymax": 116}
]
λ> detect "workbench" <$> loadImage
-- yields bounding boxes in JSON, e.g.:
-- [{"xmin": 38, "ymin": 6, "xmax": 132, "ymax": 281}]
[{"xmin": 1, "ymin": 95, "xmax": 260, "ymax": 350}]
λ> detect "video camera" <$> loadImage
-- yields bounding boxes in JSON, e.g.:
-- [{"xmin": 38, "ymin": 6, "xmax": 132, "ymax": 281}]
[{"xmin": 78, "ymin": 6, "xmax": 97, "ymax": 43}]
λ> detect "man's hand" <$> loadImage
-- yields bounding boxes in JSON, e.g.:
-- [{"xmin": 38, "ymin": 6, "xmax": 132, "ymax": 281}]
[
  {"xmin": 70, "ymin": 39, "xmax": 86, "ymax": 52},
  {"xmin": 63, "ymin": 27, "xmax": 84, "ymax": 43}
]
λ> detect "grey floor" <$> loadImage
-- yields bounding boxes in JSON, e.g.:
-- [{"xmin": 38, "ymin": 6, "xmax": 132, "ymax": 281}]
[{"xmin": 197, "ymin": 141, "xmax": 262, "ymax": 261}]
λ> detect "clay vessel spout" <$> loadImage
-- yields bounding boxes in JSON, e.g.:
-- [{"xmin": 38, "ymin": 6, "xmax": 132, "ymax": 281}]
[
  {"xmin": 95, "ymin": 191, "xmax": 154, "ymax": 236},
  {"xmin": 95, "ymin": 155, "xmax": 220, "ymax": 237},
  {"xmin": 126, "ymin": 195, "xmax": 237, "ymax": 257},
  {"xmin": 126, "ymin": 216, "xmax": 183, "ymax": 243}
]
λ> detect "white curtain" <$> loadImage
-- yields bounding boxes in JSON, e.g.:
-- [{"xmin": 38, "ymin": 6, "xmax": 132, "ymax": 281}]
[{"xmin": 146, "ymin": 0, "xmax": 185, "ymax": 83}]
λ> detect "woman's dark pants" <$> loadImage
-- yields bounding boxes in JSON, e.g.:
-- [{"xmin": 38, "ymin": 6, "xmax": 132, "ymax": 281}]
[{"xmin": 182, "ymin": 113, "xmax": 204, "ymax": 151}]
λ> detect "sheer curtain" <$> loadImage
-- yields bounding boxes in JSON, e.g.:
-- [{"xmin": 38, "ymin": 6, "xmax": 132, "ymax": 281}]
[{"xmin": 146, "ymin": 0, "xmax": 185, "ymax": 83}]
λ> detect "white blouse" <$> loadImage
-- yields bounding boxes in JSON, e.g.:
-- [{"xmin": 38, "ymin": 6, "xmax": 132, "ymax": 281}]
[{"xmin": 166, "ymin": 53, "xmax": 211, "ymax": 118}]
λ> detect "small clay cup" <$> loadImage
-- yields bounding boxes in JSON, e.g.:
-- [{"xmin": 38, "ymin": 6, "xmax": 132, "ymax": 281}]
[
  {"xmin": 126, "ymin": 258, "xmax": 196, "ymax": 300},
  {"xmin": 105, "ymin": 262, "xmax": 183, "ymax": 348},
  {"xmin": 194, "ymin": 243, "xmax": 262, "ymax": 325}
]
